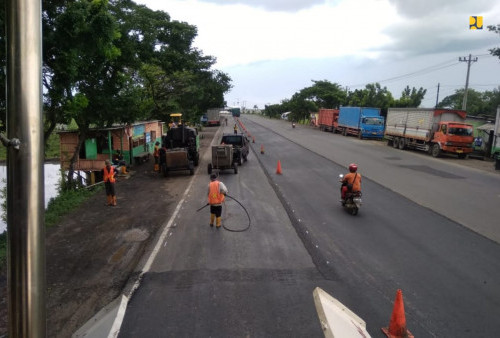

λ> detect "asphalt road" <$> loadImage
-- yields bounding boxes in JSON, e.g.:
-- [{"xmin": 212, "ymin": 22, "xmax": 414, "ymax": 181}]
[{"xmin": 118, "ymin": 116, "xmax": 500, "ymax": 337}]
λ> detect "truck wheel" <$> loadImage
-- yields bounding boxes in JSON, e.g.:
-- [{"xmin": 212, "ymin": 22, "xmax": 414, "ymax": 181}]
[
  {"xmin": 342, "ymin": 128, "xmax": 347, "ymax": 136},
  {"xmin": 398, "ymin": 138, "xmax": 406, "ymax": 150},
  {"xmin": 431, "ymin": 144, "xmax": 441, "ymax": 158},
  {"xmin": 238, "ymin": 157, "xmax": 242, "ymax": 166},
  {"xmin": 358, "ymin": 133, "xmax": 363, "ymax": 140},
  {"xmin": 207, "ymin": 163, "xmax": 212, "ymax": 175},
  {"xmin": 194, "ymin": 154, "xmax": 199, "ymax": 166},
  {"xmin": 458, "ymin": 153, "xmax": 467, "ymax": 159},
  {"xmin": 393, "ymin": 138, "xmax": 399, "ymax": 149},
  {"xmin": 387, "ymin": 139, "xmax": 393, "ymax": 147},
  {"xmin": 234, "ymin": 165, "xmax": 238, "ymax": 174}
]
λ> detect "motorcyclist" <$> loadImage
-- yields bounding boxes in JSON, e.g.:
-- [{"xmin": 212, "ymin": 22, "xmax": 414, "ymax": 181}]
[{"xmin": 341, "ymin": 163, "xmax": 362, "ymax": 201}]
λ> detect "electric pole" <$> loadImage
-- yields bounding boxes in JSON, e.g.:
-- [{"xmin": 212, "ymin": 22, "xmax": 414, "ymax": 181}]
[
  {"xmin": 458, "ymin": 54, "xmax": 478, "ymax": 111},
  {"xmin": 435, "ymin": 83, "xmax": 440, "ymax": 108}
]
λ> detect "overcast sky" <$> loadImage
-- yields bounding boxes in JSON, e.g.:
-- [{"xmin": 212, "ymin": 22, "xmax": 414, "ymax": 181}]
[{"xmin": 134, "ymin": 0, "xmax": 500, "ymax": 109}]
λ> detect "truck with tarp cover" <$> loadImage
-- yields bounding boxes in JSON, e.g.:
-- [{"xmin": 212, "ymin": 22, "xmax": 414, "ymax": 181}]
[{"xmin": 385, "ymin": 108, "xmax": 474, "ymax": 158}]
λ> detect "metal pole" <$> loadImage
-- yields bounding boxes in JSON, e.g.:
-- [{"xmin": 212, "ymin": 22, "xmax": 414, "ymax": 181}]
[
  {"xmin": 6, "ymin": 0, "xmax": 46, "ymax": 336},
  {"xmin": 459, "ymin": 54, "xmax": 478, "ymax": 111}
]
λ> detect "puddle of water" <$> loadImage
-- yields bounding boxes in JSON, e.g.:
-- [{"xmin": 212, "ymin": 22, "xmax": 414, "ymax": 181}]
[{"xmin": 0, "ymin": 163, "xmax": 65, "ymax": 233}]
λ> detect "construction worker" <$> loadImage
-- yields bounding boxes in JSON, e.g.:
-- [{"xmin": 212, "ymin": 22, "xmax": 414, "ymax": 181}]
[
  {"xmin": 103, "ymin": 159, "xmax": 117, "ymax": 206},
  {"xmin": 208, "ymin": 173, "xmax": 228, "ymax": 229},
  {"xmin": 153, "ymin": 141, "xmax": 160, "ymax": 172}
]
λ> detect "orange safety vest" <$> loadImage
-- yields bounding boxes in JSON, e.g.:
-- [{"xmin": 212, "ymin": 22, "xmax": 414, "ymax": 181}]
[
  {"xmin": 103, "ymin": 166, "xmax": 116, "ymax": 183},
  {"xmin": 208, "ymin": 181, "xmax": 225, "ymax": 205}
]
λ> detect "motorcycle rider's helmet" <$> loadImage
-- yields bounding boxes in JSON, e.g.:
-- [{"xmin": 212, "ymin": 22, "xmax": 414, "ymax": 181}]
[{"xmin": 349, "ymin": 163, "xmax": 358, "ymax": 173}]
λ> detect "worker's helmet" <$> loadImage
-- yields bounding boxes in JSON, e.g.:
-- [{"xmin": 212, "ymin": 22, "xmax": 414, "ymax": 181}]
[
  {"xmin": 349, "ymin": 163, "xmax": 358, "ymax": 173},
  {"xmin": 210, "ymin": 173, "xmax": 217, "ymax": 181}
]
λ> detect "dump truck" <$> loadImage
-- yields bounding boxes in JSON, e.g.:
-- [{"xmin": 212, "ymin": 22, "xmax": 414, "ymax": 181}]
[
  {"xmin": 318, "ymin": 108, "xmax": 339, "ymax": 132},
  {"xmin": 206, "ymin": 108, "xmax": 222, "ymax": 126},
  {"xmin": 336, "ymin": 107, "xmax": 385, "ymax": 139},
  {"xmin": 385, "ymin": 108, "xmax": 474, "ymax": 158}
]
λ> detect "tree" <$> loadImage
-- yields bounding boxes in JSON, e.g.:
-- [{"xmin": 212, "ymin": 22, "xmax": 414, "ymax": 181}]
[
  {"xmin": 437, "ymin": 88, "xmax": 490, "ymax": 116},
  {"xmin": 346, "ymin": 83, "xmax": 394, "ymax": 114},
  {"xmin": 393, "ymin": 86, "xmax": 427, "ymax": 107},
  {"xmin": 488, "ymin": 25, "xmax": 500, "ymax": 59},
  {"xmin": 299, "ymin": 80, "xmax": 347, "ymax": 109}
]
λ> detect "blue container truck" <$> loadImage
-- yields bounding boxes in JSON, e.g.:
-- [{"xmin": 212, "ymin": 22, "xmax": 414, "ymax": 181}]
[{"xmin": 336, "ymin": 107, "xmax": 385, "ymax": 139}]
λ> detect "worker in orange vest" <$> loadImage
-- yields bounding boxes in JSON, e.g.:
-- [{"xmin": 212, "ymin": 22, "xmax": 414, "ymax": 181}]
[
  {"xmin": 103, "ymin": 159, "xmax": 117, "ymax": 206},
  {"xmin": 207, "ymin": 173, "xmax": 228, "ymax": 229},
  {"xmin": 153, "ymin": 141, "xmax": 160, "ymax": 172}
]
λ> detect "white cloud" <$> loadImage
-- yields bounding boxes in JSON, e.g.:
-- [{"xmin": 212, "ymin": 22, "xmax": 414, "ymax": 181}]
[
  {"xmin": 190, "ymin": 0, "xmax": 326, "ymax": 12},
  {"xmin": 134, "ymin": 0, "xmax": 500, "ymax": 108}
]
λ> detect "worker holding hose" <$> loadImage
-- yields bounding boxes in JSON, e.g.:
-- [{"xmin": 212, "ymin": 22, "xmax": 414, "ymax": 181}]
[{"xmin": 208, "ymin": 173, "xmax": 228, "ymax": 229}]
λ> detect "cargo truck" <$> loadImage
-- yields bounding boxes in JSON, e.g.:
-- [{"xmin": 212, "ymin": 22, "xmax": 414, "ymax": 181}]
[
  {"xmin": 385, "ymin": 108, "xmax": 474, "ymax": 158},
  {"xmin": 318, "ymin": 108, "xmax": 339, "ymax": 132},
  {"xmin": 336, "ymin": 107, "xmax": 385, "ymax": 139},
  {"xmin": 206, "ymin": 108, "xmax": 222, "ymax": 126}
]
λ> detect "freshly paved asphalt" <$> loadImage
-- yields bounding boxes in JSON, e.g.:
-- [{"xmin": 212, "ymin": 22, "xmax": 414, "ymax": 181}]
[{"xmin": 119, "ymin": 116, "xmax": 500, "ymax": 337}]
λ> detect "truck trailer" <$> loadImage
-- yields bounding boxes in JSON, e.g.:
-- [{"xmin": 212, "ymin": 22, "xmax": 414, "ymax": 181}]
[
  {"xmin": 206, "ymin": 108, "xmax": 222, "ymax": 126},
  {"xmin": 385, "ymin": 108, "xmax": 474, "ymax": 158},
  {"xmin": 336, "ymin": 107, "xmax": 385, "ymax": 139},
  {"xmin": 318, "ymin": 108, "xmax": 339, "ymax": 132}
]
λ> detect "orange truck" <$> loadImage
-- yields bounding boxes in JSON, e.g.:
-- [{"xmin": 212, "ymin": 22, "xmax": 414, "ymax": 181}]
[
  {"xmin": 317, "ymin": 108, "xmax": 339, "ymax": 132},
  {"xmin": 385, "ymin": 108, "xmax": 474, "ymax": 158}
]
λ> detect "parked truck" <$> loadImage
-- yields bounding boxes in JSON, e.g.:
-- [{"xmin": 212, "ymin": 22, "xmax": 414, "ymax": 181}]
[
  {"xmin": 336, "ymin": 107, "xmax": 385, "ymax": 139},
  {"xmin": 318, "ymin": 108, "xmax": 339, "ymax": 132},
  {"xmin": 206, "ymin": 108, "xmax": 222, "ymax": 126},
  {"xmin": 385, "ymin": 108, "xmax": 474, "ymax": 158}
]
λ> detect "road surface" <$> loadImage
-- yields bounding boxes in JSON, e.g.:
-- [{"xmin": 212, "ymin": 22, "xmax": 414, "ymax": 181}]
[{"xmin": 116, "ymin": 115, "xmax": 500, "ymax": 337}]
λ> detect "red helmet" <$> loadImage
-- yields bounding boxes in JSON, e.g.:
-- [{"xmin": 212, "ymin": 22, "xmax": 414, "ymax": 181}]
[{"xmin": 349, "ymin": 163, "xmax": 358, "ymax": 173}]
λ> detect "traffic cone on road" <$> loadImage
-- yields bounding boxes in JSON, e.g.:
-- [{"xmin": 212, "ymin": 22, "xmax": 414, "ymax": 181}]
[
  {"xmin": 381, "ymin": 289, "xmax": 414, "ymax": 338},
  {"xmin": 261, "ymin": 145, "xmax": 265, "ymax": 154},
  {"xmin": 276, "ymin": 160, "xmax": 282, "ymax": 175}
]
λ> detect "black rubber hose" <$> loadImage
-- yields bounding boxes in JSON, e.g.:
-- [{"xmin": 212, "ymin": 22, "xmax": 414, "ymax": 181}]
[{"xmin": 222, "ymin": 194, "xmax": 251, "ymax": 232}]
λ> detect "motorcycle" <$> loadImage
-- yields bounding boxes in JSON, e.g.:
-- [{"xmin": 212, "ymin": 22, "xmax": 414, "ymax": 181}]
[{"xmin": 339, "ymin": 174, "xmax": 362, "ymax": 215}]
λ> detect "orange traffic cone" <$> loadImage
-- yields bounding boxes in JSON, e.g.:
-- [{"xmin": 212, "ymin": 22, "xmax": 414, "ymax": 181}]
[
  {"xmin": 276, "ymin": 160, "xmax": 282, "ymax": 175},
  {"xmin": 381, "ymin": 289, "xmax": 414, "ymax": 338},
  {"xmin": 260, "ymin": 145, "xmax": 265, "ymax": 154}
]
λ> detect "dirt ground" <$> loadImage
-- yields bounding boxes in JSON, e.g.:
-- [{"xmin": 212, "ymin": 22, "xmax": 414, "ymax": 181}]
[
  {"xmin": 0, "ymin": 127, "xmax": 218, "ymax": 338},
  {"xmin": 0, "ymin": 123, "xmax": 498, "ymax": 337}
]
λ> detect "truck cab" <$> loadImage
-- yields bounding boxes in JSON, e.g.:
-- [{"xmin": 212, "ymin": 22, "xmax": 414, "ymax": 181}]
[
  {"xmin": 360, "ymin": 116, "xmax": 385, "ymax": 139},
  {"xmin": 432, "ymin": 122, "xmax": 474, "ymax": 158}
]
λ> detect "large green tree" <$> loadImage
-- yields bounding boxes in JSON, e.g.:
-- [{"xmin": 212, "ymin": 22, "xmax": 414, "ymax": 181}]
[
  {"xmin": 393, "ymin": 86, "xmax": 427, "ymax": 107},
  {"xmin": 346, "ymin": 83, "xmax": 394, "ymax": 114},
  {"xmin": 1, "ymin": 0, "xmax": 232, "ymax": 187},
  {"xmin": 438, "ymin": 88, "xmax": 499, "ymax": 117}
]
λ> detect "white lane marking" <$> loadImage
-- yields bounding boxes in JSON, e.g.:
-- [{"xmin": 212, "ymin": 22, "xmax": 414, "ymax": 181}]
[{"xmin": 109, "ymin": 126, "xmax": 226, "ymax": 338}]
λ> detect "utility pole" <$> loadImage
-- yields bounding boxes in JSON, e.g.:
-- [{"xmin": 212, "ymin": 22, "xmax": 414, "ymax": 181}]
[
  {"xmin": 5, "ymin": 0, "xmax": 46, "ymax": 336},
  {"xmin": 435, "ymin": 83, "xmax": 440, "ymax": 108},
  {"xmin": 458, "ymin": 54, "xmax": 478, "ymax": 111}
]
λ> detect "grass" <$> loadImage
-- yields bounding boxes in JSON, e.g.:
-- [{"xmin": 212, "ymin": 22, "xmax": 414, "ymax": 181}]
[{"xmin": 0, "ymin": 178, "xmax": 103, "ymax": 272}]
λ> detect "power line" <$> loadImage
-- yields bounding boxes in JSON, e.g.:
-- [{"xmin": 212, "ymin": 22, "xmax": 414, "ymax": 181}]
[{"xmin": 346, "ymin": 58, "xmax": 460, "ymax": 88}]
